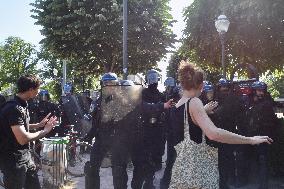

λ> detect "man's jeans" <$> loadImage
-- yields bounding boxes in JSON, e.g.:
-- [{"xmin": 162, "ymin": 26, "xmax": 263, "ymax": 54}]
[{"xmin": 0, "ymin": 151, "xmax": 40, "ymax": 189}]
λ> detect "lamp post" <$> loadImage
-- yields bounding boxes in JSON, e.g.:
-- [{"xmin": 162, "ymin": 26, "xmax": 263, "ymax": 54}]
[
  {"xmin": 62, "ymin": 60, "xmax": 67, "ymax": 95},
  {"xmin": 215, "ymin": 15, "xmax": 230, "ymax": 79},
  {"xmin": 123, "ymin": 0, "xmax": 128, "ymax": 80}
]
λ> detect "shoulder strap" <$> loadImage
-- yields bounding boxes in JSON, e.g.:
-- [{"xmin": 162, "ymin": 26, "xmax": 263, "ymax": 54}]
[
  {"xmin": 185, "ymin": 98, "xmax": 192, "ymax": 121},
  {"xmin": 184, "ymin": 98, "xmax": 191, "ymax": 129}
]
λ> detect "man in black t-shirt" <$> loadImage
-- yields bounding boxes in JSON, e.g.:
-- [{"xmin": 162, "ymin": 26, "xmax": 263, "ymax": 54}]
[{"xmin": 0, "ymin": 74, "xmax": 57, "ymax": 189}]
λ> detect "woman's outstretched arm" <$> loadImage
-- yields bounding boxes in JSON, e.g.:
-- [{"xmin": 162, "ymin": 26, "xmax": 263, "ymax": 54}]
[{"xmin": 189, "ymin": 97, "xmax": 272, "ymax": 145}]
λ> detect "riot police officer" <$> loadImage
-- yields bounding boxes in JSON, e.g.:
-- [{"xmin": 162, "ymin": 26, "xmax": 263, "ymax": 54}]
[
  {"xmin": 131, "ymin": 69, "xmax": 174, "ymax": 189},
  {"xmin": 84, "ymin": 73, "xmax": 132, "ymax": 189},
  {"xmin": 58, "ymin": 83, "xmax": 81, "ymax": 136},
  {"xmin": 214, "ymin": 78, "xmax": 247, "ymax": 188},
  {"xmin": 37, "ymin": 90, "xmax": 60, "ymax": 121},
  {"xmin": 160, "ymin": 77, "xmax": 180, "ymax": 189},
  {"xmin": 200, "ymin": 81, "xmax": 214, "ymax": 104},
  {"xmin": 247, "ymin": 81, "xmax": 278, "ymax": 189}
]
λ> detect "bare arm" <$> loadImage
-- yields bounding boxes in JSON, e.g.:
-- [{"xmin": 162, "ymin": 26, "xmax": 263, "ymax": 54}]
[
  {"xmin": 189, "ymin": 97, "xmax": 272, "ymax": 145},
  {"xmin": 11, "ymin": 116, "xmax": 57, "ymax": 145}
]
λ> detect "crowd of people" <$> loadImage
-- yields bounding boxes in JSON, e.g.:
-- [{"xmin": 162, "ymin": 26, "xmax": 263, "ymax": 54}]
[{"xmin": 0, "ymin": 60, "xmax": 280, "ymax": 189}]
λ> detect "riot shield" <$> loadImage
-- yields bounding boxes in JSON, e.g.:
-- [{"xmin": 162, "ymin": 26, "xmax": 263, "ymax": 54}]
[
  {"xmin": 60, "ymin": 95, "xmax": 92, "ymax": 136},
  {"xmin": 99, "ymin": 84, "xmax": 143, "ymax": 167},
  {"xmin": 100, "ymin": 84, "xmax": 142, "ymax": 128}
]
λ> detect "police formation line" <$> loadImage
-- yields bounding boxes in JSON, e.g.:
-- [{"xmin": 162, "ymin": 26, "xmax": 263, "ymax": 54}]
[{"xmin": 0, "ymin": 69, "xmax": 280, "ymax": 189}]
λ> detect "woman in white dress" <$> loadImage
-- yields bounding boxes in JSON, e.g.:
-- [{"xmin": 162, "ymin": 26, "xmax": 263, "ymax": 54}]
[{"xmin": 169, "ymin": 61, "xmax": 273, "ymax": 189}]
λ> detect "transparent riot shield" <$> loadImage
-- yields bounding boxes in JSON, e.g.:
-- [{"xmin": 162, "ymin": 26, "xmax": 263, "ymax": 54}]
[
  {"xmin": 99, "ymin": 84, "xmax": 143, "ymax": 168},
  {"xmin": 100, "ymin": 84, "xmax": 142, "ymax": 127},
  {"xmin": 60, "ymin": 95, "xmax": 92, "ymax": 136}
]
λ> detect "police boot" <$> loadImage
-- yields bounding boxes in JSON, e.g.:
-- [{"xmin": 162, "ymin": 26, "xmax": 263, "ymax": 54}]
[
  {"xmin": 84, "ymin": 161, "xmax": 100, "ymax": 189},
  {"xmin": 112, "ymin": 165, "xmax": 128, "ymax": 189}
]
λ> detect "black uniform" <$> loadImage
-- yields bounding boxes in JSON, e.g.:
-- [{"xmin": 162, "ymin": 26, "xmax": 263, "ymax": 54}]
[
  {"xmin": 247, "ymin": 96, "xmax": 278, "ymax": 189},
  {"xmin": 27, "ymin": 99, "xmax": 39, "ymax": 124},
  {"xmin": 58, "ymin": 95, "xmax": 83, "ymax": 136},
  {"xmin": 0, "ymin": 96, "xmax": 41, "ymax": 189},
  {"xmin": 214, "ymin": 93, "xmax": 248, "ymax": 189},
  {"xmin": 85, "ymin": 95, "xmax": 133, "ymax": 189},
  {"xmin": 160, "ymin": 87, "xmax": 180, "ymax": 189},
  {"xmin": 131, "ymin": 86, "xmax": 166, "ymax": 189},
  {"xmin": 0, "ymin": 94, "xmax": 6, "ymax": 107}
]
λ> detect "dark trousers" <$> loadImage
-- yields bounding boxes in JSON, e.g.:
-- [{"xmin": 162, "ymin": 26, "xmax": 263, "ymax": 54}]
[
  {"xmin": 248, "ymin": 144, "xmax": 268, "ymax": 189},
  {"xmin": 85, "ymin": 131, "xmax": 129, "ymax": 189},
  {"xmin": 234, "ymin": 145, "xmax": 249, "ymax": 187},
  {"xmin": 219, "ymin": 145, "xmax": 249, "ymax": 189},
  {"xmin": 0, "ymin": 152, "xmax": 40, "ymax": 189},
  {"xmin": 160, "ymin": 137, "xmax": 177, "ymax": 189},
  {"xmin": 218, "ymin": 145, "xmax": 235, "ymax": 189},
  {"xmin": 131, "ymin": 126, "xmax": 165, "ymax": 189}
]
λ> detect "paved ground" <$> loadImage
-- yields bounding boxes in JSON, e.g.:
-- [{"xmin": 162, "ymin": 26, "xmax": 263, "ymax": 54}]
[{"xmin": 1, "ymin": 153, "xmax": 284, "ymax": 189}]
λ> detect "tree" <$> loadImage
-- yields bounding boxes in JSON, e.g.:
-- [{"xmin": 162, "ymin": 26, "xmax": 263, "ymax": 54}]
[
  {"xmin": 31, "ymin": 0, "xmax": 176, "ymax": 75},
  {"xmin": 181, "ymin": 0, "xmax": 284, "ymax": 75},
  {"xmin": 0, "ymin": 37, "xmax": 38, "ymax": 89},
  {"xmin": 37, "ymin": 47, "xmax": 98, "ymax": 99},
  {"xmin": 167, "ymin": 47, "xmax": 221, "ymax": 85},
  {"xmin": 261, "ymin": 68, "xmax": 284, "ymax": 98}
]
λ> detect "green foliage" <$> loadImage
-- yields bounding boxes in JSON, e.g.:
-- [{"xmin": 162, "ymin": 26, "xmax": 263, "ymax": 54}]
[
  {"xmin": 31, "ymin": 0, "xmax": 176, "ymax": 75},
  {"xmin": 166, "ymin": 51, "xmax": 185, "ymax": 81},
  {"xmin": 37, "ymin": 47, "xmax": 99, "ymax": 97},
  {"xmin": 0, "ymin": 37, "xmax": 38, "ymax": 91},
  {"xmin": 41, "ymin": 80, "xmax": 61, "ymax": 101},
  {"xmin": 167, "ymin": 48, "xmax": 221, "ymax": 84},
  {"xmin": 261, "ymin": 68, "xmax": 284, "ymax": 98},
  {"xmin": 181, "ymin": 0, "xmax": 284, "ymax": 75}
]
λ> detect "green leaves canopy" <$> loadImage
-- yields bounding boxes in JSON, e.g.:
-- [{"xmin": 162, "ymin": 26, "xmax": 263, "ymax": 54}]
[
  {"xmin": 31, "ymin": 0, "xmax": 176, "ymax": 75},
  {"xmin": 0, "ymin": 37, "xmax": 38, "ymax": 89},
  {"xmin": 182, "ymin": 0, "xmax": 284, "ymax": 74}
]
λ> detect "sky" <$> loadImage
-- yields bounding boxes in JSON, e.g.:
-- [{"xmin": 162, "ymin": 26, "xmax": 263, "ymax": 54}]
[{"xmin": 0, "ymin": 0, "xmax": 193, "ymax": 89}]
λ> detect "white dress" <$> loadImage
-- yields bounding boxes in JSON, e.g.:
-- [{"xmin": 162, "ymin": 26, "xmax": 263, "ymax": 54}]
[{"xmin": 169, "ymin": 98, "xmax": 219, "ymax": 189}]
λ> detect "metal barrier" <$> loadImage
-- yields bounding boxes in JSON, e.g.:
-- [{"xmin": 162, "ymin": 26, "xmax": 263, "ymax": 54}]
[{"xmin": 41, "ymin": 137, "xmax": 69, "ymax": 189}]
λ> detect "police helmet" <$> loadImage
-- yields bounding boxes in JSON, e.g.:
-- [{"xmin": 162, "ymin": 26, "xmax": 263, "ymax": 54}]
[
  {"xmin": 218, "ymin": 78, "xmax": 230, "ymax": 86},
  {"xmin": 39, "ymin": 89, "xmax": 49, "ymax": 96},
  {"xmin": 39, "ymin": 89, "xmax": 50, "ymax": 101},
  {"xmin": 120, "ymin": 80, "xmax": 134, "ymax": 86},
  {"xmin": 146, "ymin": 69, "xmax": 160, "ymax": 85},
  {"xmin": 101, "ymin": 72, "xmax": 118, "ymax": 82},
  {"xmin": 164, "ymin": 77, "xmax": 175, "ymax": 87},
  {"xmin": 203, "ymin": 83, "xmax": 214, "ymax": 92},
  {"xmin": 63, "ymin": 84, "xmax": 72, "ymax": 94},
  {"xmin": 101, "ymin": 72, "xmax": 119, "ymax": 86},
  {"xmin": 251, "ymin": 81, "xmax": 267, "ymax": 91},
  {"xmin": 236, "ymin": 83, "xmax": 252, "ymax": 96}
]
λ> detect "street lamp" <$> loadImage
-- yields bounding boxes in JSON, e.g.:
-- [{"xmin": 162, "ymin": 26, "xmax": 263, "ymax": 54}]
[
  {"xmin": 215, "ymin": 15, "xmax": 230, "ymax": 79},
  {"xmin": 123, "ymin": 0, "xmax": 128, "ymax": 80}
]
